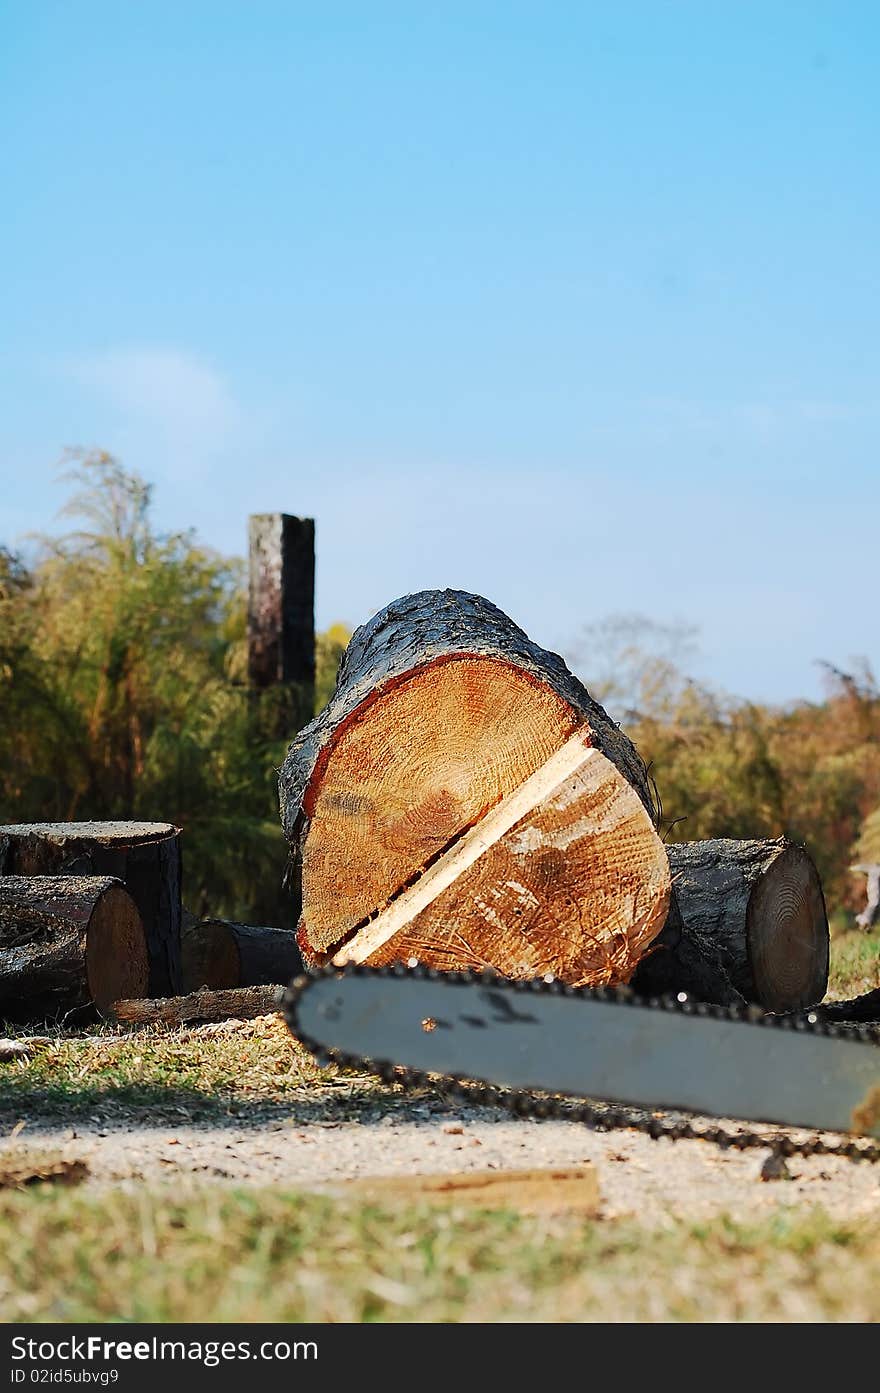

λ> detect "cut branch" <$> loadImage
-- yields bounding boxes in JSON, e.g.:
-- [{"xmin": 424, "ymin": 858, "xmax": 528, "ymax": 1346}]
[{"xmin": 112, "ymin": 984, "xmax": 284, "ymax": 1028}]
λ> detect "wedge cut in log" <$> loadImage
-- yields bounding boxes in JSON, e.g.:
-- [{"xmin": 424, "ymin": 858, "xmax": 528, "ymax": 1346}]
[
  {"xmin": 0, "ymin": 875, "xmax": 148, "ymax": 1021},
  {"xmin": 331, "ymin": 729, "xmax": 671, "ymax": 985},
  {"xmin": 181, "ymin": 919, "xmax": 303, "ymax": 992},
  {"xmin": 632, "ymin": 838, "xmax": 829, "ymax": 1013},
  {"xmin": 0, "ymin": 821, "xmax": 182, "ymax": 997},
  {"xmin": 279, "ymin": 590, "xmax": 670, "ymax": 986}
]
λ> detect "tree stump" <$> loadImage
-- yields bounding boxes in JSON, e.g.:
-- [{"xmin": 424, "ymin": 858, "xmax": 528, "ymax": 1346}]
[
  {"xmin": 632, "ymin": 838, "xmax": 829, "ymax": 1012},
  {"xmin": 181, "ymin": 918, "xmax": 303, "ymax": 991},
  {"xmin": 278, "ymin": 590, "xmax": 671, "ymax": 987},
  {"xmin": 0, "ymin": 821, "xmax": 182, "ymax": 997},
  {"xmin": 0, "ymin": 875, "xmax": 148, "ymax": 1020}
]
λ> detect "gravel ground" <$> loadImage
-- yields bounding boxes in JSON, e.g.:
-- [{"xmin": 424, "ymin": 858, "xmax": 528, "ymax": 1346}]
[{"xmin": 12, "ymin": 1101, "xmax": 880, "ymax": 1222}]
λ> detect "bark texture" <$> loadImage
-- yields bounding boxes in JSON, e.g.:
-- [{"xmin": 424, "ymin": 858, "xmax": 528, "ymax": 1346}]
[
  {"xmin": 248, "ymin": 513, "xmax": 315, "ymax": 691},
  {"xmin": 278, "ymin": 590, "xmax": 668, "ymax": 982},
  {"xmin": 279, "ymin": 589, "xmax": 653, "ymax": 838},
  {"xmin": 181, "ymin": 918, "xmax": 303, "ymax": 992},
  {"xmin": 0, "ymin": 875, "xmax": 148, "ymax": 1020},
  {"xmin": 0, "ymin": 821, "xmax": 182, "ymax": 997},
  {"xmin": 632, "ymin": 838, "xmax": 829, "ymax": 1012},
  {"xmin": 112, "ymin": 984, "xmax": 283, "ymax": 1027},
  {"xmin": 814, "ymin": 987, "xmax": 880, "ymax": 1023}
]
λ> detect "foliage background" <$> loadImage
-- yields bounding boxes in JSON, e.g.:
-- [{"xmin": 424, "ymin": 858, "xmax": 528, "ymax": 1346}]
[
  {"xmin": 2, "ymin": 454, "xmax": 877, "ymax": 927},
  {"xmin": 0, "ymin": 453, "xmax": 350, "ymax": 926}
]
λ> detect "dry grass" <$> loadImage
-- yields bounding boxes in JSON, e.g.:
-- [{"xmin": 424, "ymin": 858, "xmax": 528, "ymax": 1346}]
[
  {"xmin": 0, "ymin": 1013, "xmax": 393, "ymax": 1126},
  {"xmin": 827, "ymin": 928, "xmax": 880, "ymax": 1001},
  {"xmin": 0, "ymin": 935, "xmax": 877, "ymax": 1325},
  {"xmin": 0, "ymin": 1185, "xmax": 878, "ymax": 1322}
]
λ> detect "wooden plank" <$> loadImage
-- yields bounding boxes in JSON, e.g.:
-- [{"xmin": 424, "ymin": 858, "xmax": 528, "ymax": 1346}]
[{"xmin": 329, "ymin": 1165, "xmax": 600, "ymax": 1215}]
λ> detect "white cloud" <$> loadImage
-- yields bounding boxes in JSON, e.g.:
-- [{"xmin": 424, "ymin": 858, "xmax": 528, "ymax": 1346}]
[{"xmin": 67, "ymin": 347, "xmax": 245, "ymax": 468}]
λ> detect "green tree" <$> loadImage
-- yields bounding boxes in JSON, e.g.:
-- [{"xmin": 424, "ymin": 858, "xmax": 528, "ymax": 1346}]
[{"xmin": 0, "ymin": 452, "xmax": 348, "ymax": 925}]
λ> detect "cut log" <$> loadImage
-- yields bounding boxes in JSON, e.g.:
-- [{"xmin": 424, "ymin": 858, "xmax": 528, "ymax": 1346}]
[
  {"xmin": 0, "ymin": 821, "xmax": 182, "ymax": 997},
  {"xmin": 0, "ymin": 876, "xmax": 148, "ymax": 1020},
  {"xmin": 181, "ymin": 918, "xmax": 303, "ymax": 992},
  {"xmin": 279, "ymin": 589, "xmax": 670, "ymax": 986},
  {"xmin": 112, "ymin": 984, "xmax": 283, "ymax": 1028},
  {"xmin": 631, "ymin": 838, "xmax": 829, "ymax": 1012}
]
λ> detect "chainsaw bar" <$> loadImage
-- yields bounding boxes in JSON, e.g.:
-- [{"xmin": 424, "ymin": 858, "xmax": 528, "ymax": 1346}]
[{"xmin": 284, "ymin": 966, "xmax": 880, "ymax": 1161}]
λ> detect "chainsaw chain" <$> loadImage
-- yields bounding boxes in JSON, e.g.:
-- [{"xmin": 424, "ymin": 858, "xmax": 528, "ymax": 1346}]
[{"xmin": 283, "ymin": 964, "xmax": 880, "ymax": 1166}]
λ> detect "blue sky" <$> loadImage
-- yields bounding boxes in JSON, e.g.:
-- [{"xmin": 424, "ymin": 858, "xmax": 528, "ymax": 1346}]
[{"xmin": 2, "ymin": 2, "xmax": 878, "ymax": 703}]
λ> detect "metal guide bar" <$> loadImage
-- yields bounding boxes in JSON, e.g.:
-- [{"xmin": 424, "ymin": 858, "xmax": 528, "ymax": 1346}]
[{"xmin": 284, "ymin": 965, "xmax": 880, "ymax": 1164}]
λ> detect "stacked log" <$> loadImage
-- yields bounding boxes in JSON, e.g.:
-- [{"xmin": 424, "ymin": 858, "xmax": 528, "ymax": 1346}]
[
  {"xmin": 0, "ymin": 875, "xmax": 148, "ymax": 1020},
  {"xmin": 0, "ymin": 821, "xmax": 182, "ymax": 996},
  {"xmin": 279, "ymin": 589, "xmax": 672, "ymax": 987},
  {"xmin": 181, "ymin": 918, "xmax": 302, "ymax": 992},
  {"xmin": 0, "ymin": 591, "xmax": 836, "ymax": 1027}
]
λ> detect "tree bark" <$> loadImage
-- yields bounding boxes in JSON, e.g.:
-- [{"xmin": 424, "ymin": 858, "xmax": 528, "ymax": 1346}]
[
  {"xmin": 278, "ymin": 589, "xmax": 670, "ymax": 987},
  {"xmin": 0, "ymin": 875, "xmax": 148, "ymax": 1020},
  {"xmin": 631, "ymin": 838, "xmax": 829, "ymax": 1012},
  {"xmin": 181, "ymin": 918, "xmax": 303, "ymax": 992},
  {"xmin": 816, "ymin": 987, "xmax": 880, "ymax": 1022},
  {"xmin": 112, "ymin": 984, "xmax": 283, "ymax": 1027},
  {"xmin": 248, "ymin": 514, "xmax": 315, "ymax": 734},
  {"xmin": 0, "ymin": 821, "xmax": 182, "ymax": 997}
]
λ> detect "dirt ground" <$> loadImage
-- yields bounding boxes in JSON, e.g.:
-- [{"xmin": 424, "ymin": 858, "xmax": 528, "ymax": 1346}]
[{"xmin": 13, "ymin": 1097, "xmax": 880, "ymax": 1222}]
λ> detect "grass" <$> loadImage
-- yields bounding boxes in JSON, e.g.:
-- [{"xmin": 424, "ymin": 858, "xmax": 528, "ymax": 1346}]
[
  {"xmin": 0, "ymin": 1185, "xmax": 878, "ymax": 1322},
  {"xmin": 0, "ymin": 934, "xmax": 877, "ymax": 1324},
  {"xmin": 0, "ymin": 1014, "xmax": 392, "ymax": 1126},
  {"xmin": 827, "ymin": 927, "xmax": 880, "ymax": 1000}
]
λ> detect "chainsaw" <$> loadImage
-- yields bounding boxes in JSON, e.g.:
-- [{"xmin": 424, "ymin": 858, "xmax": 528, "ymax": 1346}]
[{"xmin": 284, "ymin": 965, "xmax": 880, "ymax": 1163}]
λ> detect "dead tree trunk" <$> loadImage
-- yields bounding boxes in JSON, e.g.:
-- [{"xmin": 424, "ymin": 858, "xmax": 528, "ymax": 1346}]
[
  {"xmin": 0, "ymin": 876, "xmax": 148, "ymax": 1020},
  {"xmin": 248, "ymin": 514, "xmax": 315, "ymax": 731},
  {"xmin": 181, "ymin": 919, "xmax": 303, "ymax": 991},
  {"xmin": 278, "ymin": 589, "xmax": 670, "ymax": 987},
  {"xmin": 631, "ymin": 838, "xmax": 829, "ymax": 1012},
  {"xmin": 0, "ymin": 822, "xmax": 182, "ymax": 997}
]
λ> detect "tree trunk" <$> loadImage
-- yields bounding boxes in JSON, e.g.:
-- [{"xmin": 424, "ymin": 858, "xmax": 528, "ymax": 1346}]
[
  {"xmin": 0, "ymin": 875, "xmax": 148, "ymax": 1020},
  {"xmin": 248, "ymin": 513, "xmax": 315, "ymax": 734},
  {"xmin": 631, "ymin": 838, "xmax": 829, "ymax": 1012},
  {"xmin": 278, "ymin": 589, "xmax": 670, "ymax": 987},
  {"xmin": 0, "ymin": 821, "xmax": 182, "ymax": 997},
  {"xmin": 181, "ymin": 918, "xmax": 303, "ymax": 992},
  {"xmin": 112, "ymin": 984, "xmax": 283, "ymax": 1027}
]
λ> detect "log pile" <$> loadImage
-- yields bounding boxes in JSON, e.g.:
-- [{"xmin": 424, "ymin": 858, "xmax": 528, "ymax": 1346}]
[
  {"xmin": 0, "ymin": 826, "xmax": 301, "ymax": 1023},
  {"xmin": 0, "ymin": 821, "xmax": 183, "ymax": 996},
  {"xmin": 278, "ymin": 589, "xmax": 832, "ymax": 1011},
  {"xmin": 0, "ymin": 588, "xmax": 842, "ymax": 1025}
]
